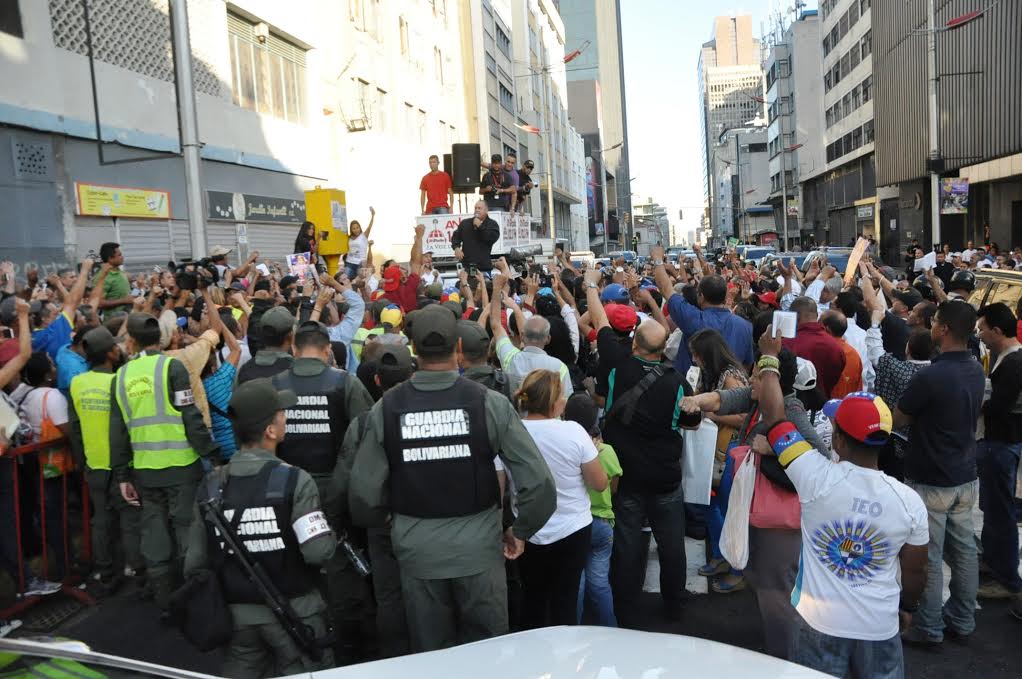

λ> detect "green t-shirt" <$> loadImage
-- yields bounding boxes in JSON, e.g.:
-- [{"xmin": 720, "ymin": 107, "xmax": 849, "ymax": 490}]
[
  {"xmin": 588, "ymin": 442, "xmax": 622, "ymax": 523},
  {"xmin": 95, "ymin": 268, "xmax": 131, "ymax": 315}
]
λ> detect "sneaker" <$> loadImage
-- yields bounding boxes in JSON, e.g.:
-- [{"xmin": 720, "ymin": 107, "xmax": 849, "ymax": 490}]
[
  {"xmin": 901, "ymin": 627, "xmax": 942, "ymax": 647},
  {"xmin": 21, "ymin": 577, "xmax": 62, "ymax": 597},
  {"xmin": 698, "ymin": 558, "xmax": 731, "ymax": 577},
  {"xmin": 977, "ymin": 581, "xmax": 1020, "ymax": 600},
  {"xmin": 0, "ymin": 620, "xmax": 22, "ymax": 638}
]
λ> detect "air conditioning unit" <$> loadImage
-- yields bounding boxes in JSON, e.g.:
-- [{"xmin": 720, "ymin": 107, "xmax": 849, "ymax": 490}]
[{"xmin": 253, "ymin": 23, "xmax": 270, "ymax": 43}]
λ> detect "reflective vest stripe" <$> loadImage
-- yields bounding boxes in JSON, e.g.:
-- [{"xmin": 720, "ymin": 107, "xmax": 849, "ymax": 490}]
[
  {"xmin": 115, "ymin": 354, "xmax": 197, "ymax": 470},
  {"xmin": 69, "ymin": 370, "xmax": 113, "ymax": 470}
]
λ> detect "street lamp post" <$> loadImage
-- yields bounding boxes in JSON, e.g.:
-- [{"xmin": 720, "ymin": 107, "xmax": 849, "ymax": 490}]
[{"xmin": 927, "ymin": 0, "xmax": 941, "ymax": 247}]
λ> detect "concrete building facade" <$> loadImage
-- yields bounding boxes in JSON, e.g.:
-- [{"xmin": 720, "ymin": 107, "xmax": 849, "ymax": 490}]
[
  {"xmin": 0, "ymin": 0, "xmax": 469, "ymax": 269},
  {"xmin": 763, "ymin": 9, "xmax": 825, "ymax": 250},
  {"xmin": 556, "ymin": 0, "xmax": 631, "ymax": 251},
  {"xmin": 800, "ymin": 0, "xmax": 883, "ymax": 250},
  {"xmin": 697, "ymin": 14, "xmax": 765, "ymax": 244}
]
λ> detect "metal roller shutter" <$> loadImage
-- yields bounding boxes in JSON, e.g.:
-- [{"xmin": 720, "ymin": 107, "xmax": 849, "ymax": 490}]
[
  {"xmin": 247, "ymin": 223, "xmax": 298, "ymax": 265},
  {"xmin": 117, "ymin": 219, "xmax": 173, "ymax": 270},
  {"xmin": 171, "ymin": 221, "xmax": 239, "ymax": 264}
]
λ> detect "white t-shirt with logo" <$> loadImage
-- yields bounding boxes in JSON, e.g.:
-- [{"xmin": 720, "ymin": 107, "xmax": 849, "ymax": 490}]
[
  {"xmin": 785, "ymin": 451, "xmax": 929, "ymax": 641},
  {"xmin": 521, "ymin": 418, "xmax": 595, "ymax": 545}
]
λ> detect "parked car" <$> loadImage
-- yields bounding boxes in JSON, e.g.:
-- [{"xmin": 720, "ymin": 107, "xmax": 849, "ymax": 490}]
[
  {"xmin": 0, "ymin": 628, "xmax": 832, "ymax": 678},
  {"xmin": 801, "ymin": 248, "xmax": 855, "ymax": 274},
  {"xmin": 969, "ymin": 268, "xmax": 1022, "ymax": 312}
]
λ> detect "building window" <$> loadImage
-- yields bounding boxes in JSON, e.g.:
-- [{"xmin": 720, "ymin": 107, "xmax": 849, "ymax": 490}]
[
  {"xmin": 823, "ymin": 35, "xmax": 831, "ymax": 56},
  {"xmin": 405, "ymin": 102, "xmax": 415, "ymax": 141},
  {"xmin": 399, "ymin": 16, "xmax": 409, "ymax": 57},
  {"xmin": 863, "ymin": 119, "xmax": 874, "ymax": 144},
  {"xmin": 489, "ymin": 116, "xmax": 500, "ymax": 141},
  {"xmin": 418, "ymin": 109, "xmax": 427, "ymax": 145},
  {"xmin": 1, "ymin": 1, "xmax": 23, "ymax": 38},
  {"xmin": 862, "ymin": 75, "xmax": 872, "ymax": 102},
  {"xmin": 431, "ymin": 0, "xmax": 447, "ymax": 26},
  {"xmin": 350, "ymin": 0, "xmax": 380, "ymax": 39},
  {"xmin": 485, "ymin": 52, "xmax": 496, "ymax": 75},
  {"xmin": 860, "ymin": 30, "xmax": 872, "ymax": 58},
  {"xmin": 499, "ymin": 83, "xmax": 514, "ymax": 113},
  {"xmin": 861, "ymin": 0, "xmax": 871, "ymax": 13},
  {"xmin": 496, "ymin": 26, "xmax": 511, "ymax": 58},
  {"xmin": 228, "ymin": 13, "xmax": 306, "ymax": 123},
  {"xmin": 434, "ymin": 47, "xmax": 444, "ymax": 85},
  {"xmin": 375, "ymin": 88, "xmax": 388, "ymax": 131}
]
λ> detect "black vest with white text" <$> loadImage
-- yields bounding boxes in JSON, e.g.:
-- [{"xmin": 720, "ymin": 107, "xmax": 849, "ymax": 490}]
[
  {"xmin": 272, "ymin": 367, "xmax": 349, "ymax": 475},
  {"xmin": 382, "ymin": 377, "xmax": 497, "ymax": 518},
  {"xmin": 204, "ymin": 462, "xmax": 318, "ymax": 604}
]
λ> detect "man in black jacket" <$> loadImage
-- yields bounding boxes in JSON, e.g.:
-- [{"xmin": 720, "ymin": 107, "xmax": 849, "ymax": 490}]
[
  {"xmin": 975, "ymin": 303, "xmax": 1022, "ymax": 603},
  {"xmin": 451, "ymin": 201, "xmax": 500, "ymax": 274}
]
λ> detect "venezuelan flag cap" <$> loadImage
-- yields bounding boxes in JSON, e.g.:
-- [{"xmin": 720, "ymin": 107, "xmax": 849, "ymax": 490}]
[{"xmin": 822, "ymin": 392, "xmax": 892, "ymax": 446}]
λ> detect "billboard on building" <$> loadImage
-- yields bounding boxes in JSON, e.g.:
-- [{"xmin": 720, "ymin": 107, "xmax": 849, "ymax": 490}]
[
  {"xmin": 940, "ymin": 178, "xmax": 968, "ymax": 214},
  {"xmin": 75, "ymin": 182, "xmax": 170, "ymax": 219}
]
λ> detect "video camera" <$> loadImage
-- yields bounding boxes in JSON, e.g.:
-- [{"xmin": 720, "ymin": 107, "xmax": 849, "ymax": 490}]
[{"xmin": 174, "ymin": 257, "xmax": 219, "ymax": 291}]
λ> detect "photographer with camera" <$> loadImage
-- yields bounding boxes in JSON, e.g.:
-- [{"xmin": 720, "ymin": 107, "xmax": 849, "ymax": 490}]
[{"xmin": 452, "ymin": 201, "xmax": 500, "ymax": 276}]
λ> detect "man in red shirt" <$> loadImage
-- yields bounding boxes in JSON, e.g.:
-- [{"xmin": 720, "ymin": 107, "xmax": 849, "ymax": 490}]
[
  {"xmin": 380, "ymin": 224, "xmax": 425, "ymax": 313},
  {"xmin": 820, "ymin": 310, "xmax": 863, "ymax": 398},
  {"xmin": 783, "ymin": 297, "xmax": 846, "ymax": 397},
  {"xmin": 420, "ymin": 155, "xmax": 453, "ymax": 215}
]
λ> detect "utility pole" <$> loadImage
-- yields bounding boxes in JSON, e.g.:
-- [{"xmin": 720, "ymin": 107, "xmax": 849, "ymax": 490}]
[
  {"xmin": 926, "ymin": 0, "xmax": 941, "ymax": 247},
  {"xmin": 170, "ymin": 0, "xmax": 206, "ymax": 258}
]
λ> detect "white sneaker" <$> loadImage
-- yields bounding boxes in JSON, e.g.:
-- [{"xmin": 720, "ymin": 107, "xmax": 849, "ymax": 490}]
[
  {"xmin": 0, "ymin": 620, "xmax": 22, "ymax": 637},
  {"xmin": 21, "ymin": 576, "xmax": 62, "ymax": 597}
]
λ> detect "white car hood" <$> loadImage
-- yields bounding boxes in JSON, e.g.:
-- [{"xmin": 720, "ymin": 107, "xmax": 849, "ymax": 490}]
[{"xmin": 314, "ymin": 626, "xmax": 831, "ymax": 678}]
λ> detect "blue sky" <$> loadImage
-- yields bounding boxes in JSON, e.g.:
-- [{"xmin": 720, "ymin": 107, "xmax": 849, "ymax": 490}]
[{"xmin": 620, "ymin": 1, "xmax": 817, "ymax": 243}]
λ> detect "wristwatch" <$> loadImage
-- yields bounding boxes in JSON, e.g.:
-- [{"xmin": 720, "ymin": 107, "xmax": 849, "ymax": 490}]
[
  {"xmin": 586, "ymin": 282, "xmax": 598, "ymax": 290},
  {"xmin": 652, "ymin": 259, "xmax": 664, "ymax": 266}
]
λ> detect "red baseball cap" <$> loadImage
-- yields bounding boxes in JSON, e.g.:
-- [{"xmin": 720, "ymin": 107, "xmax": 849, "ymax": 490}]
[
  {"xmin": 605, "ymin": 303, "xmax": 638, "ymax": 333},
  {"xmin": 370, "ymin": 290, "xmax": 387, "ymax": 302},
  {"xmin": 383, "ymin": 265, "xmax": 402, "ymax": 293},
  {"xmin": 754, "ymin": 291, "xmax": 779, "ymax": 309},
  {"xmin": 822, "ymin": 392, "xmax": 893, "ymax": 446}
]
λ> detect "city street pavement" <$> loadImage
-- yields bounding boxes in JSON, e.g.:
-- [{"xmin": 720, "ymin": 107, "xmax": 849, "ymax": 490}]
[{"xmin": 45, "ymin": 536, "xmax": 1022, "ymax": 678}]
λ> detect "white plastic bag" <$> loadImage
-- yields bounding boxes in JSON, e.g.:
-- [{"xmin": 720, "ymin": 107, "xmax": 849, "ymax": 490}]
[
  {"xmin": 720, "ymin": 451, "xmax": 756, "ymax": 569},
  {"xmin": 682, "ymin": 418, "xmax": 717, "ymax": 506}
]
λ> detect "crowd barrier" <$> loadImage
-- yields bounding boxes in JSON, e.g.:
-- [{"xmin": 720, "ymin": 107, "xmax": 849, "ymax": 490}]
[{"xmin": 1, "ymin": 437, "xmax": 95, "ymax": 619}]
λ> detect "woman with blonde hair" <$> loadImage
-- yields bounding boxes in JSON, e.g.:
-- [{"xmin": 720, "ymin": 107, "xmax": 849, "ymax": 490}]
[{"xmin": 516, "ymin": 369, "xmax": 608, "ymax": 628}]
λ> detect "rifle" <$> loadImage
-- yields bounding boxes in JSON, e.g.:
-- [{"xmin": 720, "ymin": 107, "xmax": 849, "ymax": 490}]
[{"xmin": 201, "ymin": 475, "xmax": 325, "ymax": 661}]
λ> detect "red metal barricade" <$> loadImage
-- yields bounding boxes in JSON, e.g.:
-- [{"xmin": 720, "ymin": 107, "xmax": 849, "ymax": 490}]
[{"xmin": 0, "ymin": 437, "xmax": 95, "ymax": 619}]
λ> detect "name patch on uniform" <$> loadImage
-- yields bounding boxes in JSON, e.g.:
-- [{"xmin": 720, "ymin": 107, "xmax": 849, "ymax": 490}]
[
  {"xmin": 400, "ymin": 409, "xmax": 470, "ymax": 440},
  {"xmin": 173, "ymin": 389, "xmax": 195, "ymax": 407},
  {"xmin": 293, "ymin": 511, "xmax": 331, "ymax": 544},
  {"xmin": 221, "ymin": 506, "xmax": 284, "ymax": 553},
  {"xmin": 285, "ymin": 395, "xmax": 331, "ymax": 434},
  {"xmin": 402, "ymin": 444, "xmax": 472, "ymax": 462}
]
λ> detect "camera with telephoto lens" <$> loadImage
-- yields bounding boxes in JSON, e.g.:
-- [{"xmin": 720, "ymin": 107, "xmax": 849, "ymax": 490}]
[
  {"xmin": 506, "ymin": 244, "xmax": 543, "ymax": 277},
  {"xmin": 174, "ymin": 258, "xmax": 219, "ymax": 291}
]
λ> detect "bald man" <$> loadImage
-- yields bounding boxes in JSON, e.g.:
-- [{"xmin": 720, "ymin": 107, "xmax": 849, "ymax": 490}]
[
  {"xmin": 820, "ymin": 310, "xmax": 863, "ymax": 398},
  {"xmin": 490, "ymin": 275, "xmax": 573, "ymax": 397},
  {"xmin": 784, "ymin": 296, "xmax": 846, "ymax": 397},
  {"xmin": 602, "ymin": 319, "xmax": 702, "ymax": 626}
]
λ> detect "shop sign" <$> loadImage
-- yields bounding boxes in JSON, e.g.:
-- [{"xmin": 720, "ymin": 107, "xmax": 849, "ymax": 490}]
[
  {"xmin": 207, "ymin": 191, "xmax": 306, "ymax": 224},
  {"xmin": 75, "ymin": 182, "xmax": 170, "ymax": 219},
  {"xmin": 856, "ymin": 204, "xmax": 874, "ymax": 219}
]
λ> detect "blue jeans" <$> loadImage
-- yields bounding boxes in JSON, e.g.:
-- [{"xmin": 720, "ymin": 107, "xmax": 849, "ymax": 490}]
[
  {"xmin": 907, "ymin": 479, "xmax": 979, "ymax": 639},
  {"xmin": 978, "ymin": 440, "xmax": 1022, "ymax": 591},
  {"xmin": 343, "ymin": 262, "xmax": 360, "ymax": 280},
  {"xmin": 577, "ymin": 516, "xmax": 616, "ymax": 626},
  {"xmin": 611, "ymin": 483, "xmax": 686, "ymax": 625},
  {"xmin": 790, "ymin": 615, "xmax": 904, "ymax": 679},
  {"xmin": 703, "ymin": 453, "xmax": 735, "ymax": 561},
  {"xmin": 430, "ymin": 207, "xmax": 450, "ymax": 215}
]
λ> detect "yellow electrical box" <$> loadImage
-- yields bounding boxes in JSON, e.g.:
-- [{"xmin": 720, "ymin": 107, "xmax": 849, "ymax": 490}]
[{"xmin": 304, "ymin": 187, "xmax": 349, "ymax": 275}]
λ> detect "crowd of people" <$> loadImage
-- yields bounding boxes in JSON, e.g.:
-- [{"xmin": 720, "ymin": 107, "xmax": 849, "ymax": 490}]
[{"xmin": 0, "ymin": 219, "xmax": 1019, "ymax": 679}]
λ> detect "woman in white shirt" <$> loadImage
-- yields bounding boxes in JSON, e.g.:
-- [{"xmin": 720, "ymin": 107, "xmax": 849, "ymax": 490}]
[
  {"xmin": 344, "ymin": 206, "xmax": 375, "ymax": 279},
  {"xmin": 517, "ymin": 369, "xmax": 608, "ymax": 628}
]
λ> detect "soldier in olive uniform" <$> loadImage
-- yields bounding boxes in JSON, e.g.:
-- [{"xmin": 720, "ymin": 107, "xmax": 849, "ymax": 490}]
[
  {"xmin": 456, "ymin": 320, "xmax": 511, "ymax": 398},
  {"xmin": 183, "ymin": 379, "xmax": 336, "ymax": 678},
  {"xmin": 269, "ymin": 320, "xmax": 374, "ymax": 661},
  {"xmin": 110, "ymin": 313, "xmax": 220, "ymax": 609},
  {"xmin": 349, "ymin": 304, "xmax": 557, "ymax": 652}
]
